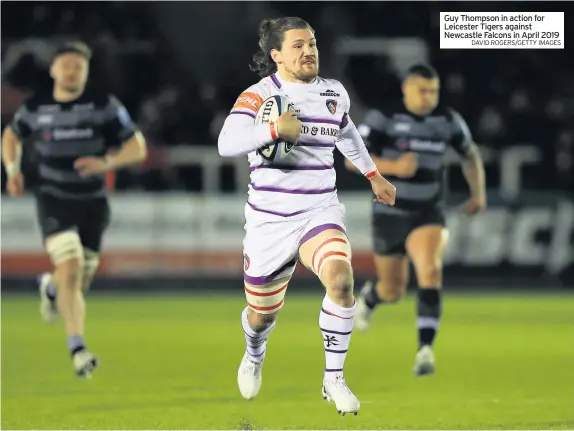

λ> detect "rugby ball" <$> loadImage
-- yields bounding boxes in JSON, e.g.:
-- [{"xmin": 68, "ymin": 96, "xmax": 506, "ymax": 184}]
[{"xmin": 254, "ymin": 95, "xmax": 296, "ymax": 162}]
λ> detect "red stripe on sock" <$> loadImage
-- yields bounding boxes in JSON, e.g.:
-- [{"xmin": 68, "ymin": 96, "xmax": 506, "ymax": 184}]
[
  {"xmin": 320, "ymin": 299, "xmax": 356, "ymax": 320},
  {"xmin": 325, "ymin": 309, "xmax": 345, "ymax": 319},
  {"xmin": 322, "ymin": 307, "xmax": 351, "ymax": 319}
]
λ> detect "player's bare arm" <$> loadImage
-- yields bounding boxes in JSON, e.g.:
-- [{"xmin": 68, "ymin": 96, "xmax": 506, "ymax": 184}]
[
  {"xmin": 1, "ymin": 126, "xmax": 22, "ymax": 174},
  {"xmin": 340, "ymin": 151, "xmax": 396, "ymax": 206},
  {"xmin": 74, "ymin": 131, "xmax": 147, "ymax": 177},
  {"xmin": 345, "ymin": 153, "xmax": 418, "ymax": 178},
  {"xmin": 106, "ymin": 130, "xmax": 148, "ymax": 169},
  {"xmin": 344, "ymin": 108, "xmax": 416, "ymax": 180},
  {"xmin": 1, "ymin": 126, "xmax": 25, "ymax": 196},
  {"xmin": 460, "ymin": 142, "xmax": 486, "ymax": 215}
]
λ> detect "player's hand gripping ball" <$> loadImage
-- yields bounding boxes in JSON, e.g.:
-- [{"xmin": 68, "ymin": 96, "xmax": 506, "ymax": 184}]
[{"xmin": 255, "ymin": 95, "xmax": 300, "ymax": 162}]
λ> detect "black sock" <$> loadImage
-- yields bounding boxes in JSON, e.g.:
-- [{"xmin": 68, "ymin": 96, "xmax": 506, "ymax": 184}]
[
  {"xmin": 364, "ymin": 281, "xmax": 384, "ymax": 310},
  {"xmin": 417, "ymin": 287, "xmax": 442, "ymax": 348},
  {"xmin": 46, "ymin": 281, "xmax": 57, "ymax": 301},
  {"xmin": 67, "ymin": 335, "xmax": 86, "ymax": 357}
]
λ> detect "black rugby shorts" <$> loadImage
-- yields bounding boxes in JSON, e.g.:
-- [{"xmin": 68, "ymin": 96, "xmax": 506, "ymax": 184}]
[
  {"xmin": 35, "ymin": 193, "xmax": 111, "ymax": 252},
  {"xmin": 371, "ymin": 207, "xmax": 446, "ymax": 256}
]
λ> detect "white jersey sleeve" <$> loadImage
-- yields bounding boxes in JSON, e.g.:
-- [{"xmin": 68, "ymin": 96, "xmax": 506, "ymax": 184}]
[
  {"xmin": 218, "ymin": 85, "xmax": 276, "ymax": 157},
  {"xmin": 334, "ymin": 85, "xmax": 378, "ymax": 175}
]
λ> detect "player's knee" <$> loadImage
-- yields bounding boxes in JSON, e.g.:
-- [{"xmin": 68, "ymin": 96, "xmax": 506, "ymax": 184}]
[
  {"xmin": 248, "ymin": 308, "xmax": 278, "ymax": 331},
  {"xmin": 322, "ymin": 261, "xmax": 354, "ymax": 304},
  {"xmin": 244, "ymin": 277, "xmax": 288, "ymax": 317},
  {"xmin": 376, "ymin": 273, "xmax": 407, "ymax": 303},
  {"xmin": 377, "ymin": 283, "xmax": 404, "ymax": 304},
  {"xmin": 82, "ymin": 248, "xmax": 100, "ymax": 291},
  {"xmin": 45, "ymin": 230, "xmax": 84, "ymax": 265},
  {"xmin": 311, "ymin": 233, "xmax": 352, "ymax": 278},
  {"xmin": 45, "ymin": 231, "xmax": 84, "ymax": 288},
  {"xmin": 416, "ymin": 262, "xmax": 443, "ymax": 286}
]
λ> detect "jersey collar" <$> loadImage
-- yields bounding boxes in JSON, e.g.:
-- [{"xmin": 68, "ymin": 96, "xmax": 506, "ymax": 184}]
[{"xmin": 272, "ymin": 72, "xmax": 319, "ymax": 89}]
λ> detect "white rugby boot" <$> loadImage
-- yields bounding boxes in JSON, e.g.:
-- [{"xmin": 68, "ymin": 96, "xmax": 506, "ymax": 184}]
[
  {"xmin": 322, "ymin": 372, "xmax": 360, "ymax": 416},
  {"xmin": 38, "ymin": 272, "xmax": 58, "ymax": 323},
  {"xmin": 237, "ymin": 351, "xmax": 264, "ymax": 400},
  {"xmin": 354, "ymin": 281, "xmax": 374, "ymax": 332},
  {"xmin": 73, "ymin": 350, "xmax": 98, "ymax": 378},
  {"xmin": 413, "ymin": 345, "xmax": 435, "ymax": 376}
]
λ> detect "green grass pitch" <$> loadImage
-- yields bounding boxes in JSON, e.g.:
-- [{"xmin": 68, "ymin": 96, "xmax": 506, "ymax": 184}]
[{"xmin": 2, "ymin": 290, "xmax": 573, "ymax": 430}]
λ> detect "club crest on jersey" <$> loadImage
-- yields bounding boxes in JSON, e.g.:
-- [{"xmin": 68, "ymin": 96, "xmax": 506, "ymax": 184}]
[{"xmin": 326, "ymin": 99, "xmax": 337, "ymax": 115}]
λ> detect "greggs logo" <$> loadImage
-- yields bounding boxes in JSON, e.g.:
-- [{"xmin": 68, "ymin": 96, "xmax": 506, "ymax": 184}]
[{"xmin": 232, "ymin": 92, "xmax": 264, "ymax": 113}]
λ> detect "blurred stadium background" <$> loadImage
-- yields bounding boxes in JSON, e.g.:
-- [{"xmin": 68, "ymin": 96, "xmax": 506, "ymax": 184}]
[
  {"xmin": 2, "ymin": 1, "xmax": 572, "ymax": 291},
  {"xmin": 1, "ymin": 2, "xmax": 573, "ymax": 430}
]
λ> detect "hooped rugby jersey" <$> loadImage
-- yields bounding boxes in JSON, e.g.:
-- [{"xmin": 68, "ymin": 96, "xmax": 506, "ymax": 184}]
[
  {"xmin": 218, "ymin": 72, "xmax": 376, "ymax": 218},
  {"xmin": 10, "ymin": 90, "xmax": 137, "ymax": 200},
  {"xmin": 359, "ymin": 104, "xmax": 473, "ymax": 215}
]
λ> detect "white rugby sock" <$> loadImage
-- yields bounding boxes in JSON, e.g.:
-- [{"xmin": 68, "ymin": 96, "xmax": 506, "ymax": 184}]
[
  {"xmin": 241, "ymin": 306, "xmax": 276, "ymax": 363},
  {"xmin": 319, "ymin": 294, "xmax": 356, "ymax": 380}
]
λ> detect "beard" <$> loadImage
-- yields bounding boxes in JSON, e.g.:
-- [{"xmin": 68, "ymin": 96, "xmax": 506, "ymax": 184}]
[
  {"xmin": 297, "ymin": 69, "xmax": 318, "ymax": 82},
  {"xmin": 285, "ymin": 62, "xmax": 319, "ymax": 83}
]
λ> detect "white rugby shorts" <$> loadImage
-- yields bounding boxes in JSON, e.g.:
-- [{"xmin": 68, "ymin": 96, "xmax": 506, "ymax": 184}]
[{"xmin": 242, "ymin": 203, "xmax": 348, "ymax": 285}]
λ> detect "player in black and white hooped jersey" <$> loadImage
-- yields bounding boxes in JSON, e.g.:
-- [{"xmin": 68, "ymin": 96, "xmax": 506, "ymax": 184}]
[
  {"xmin": 346, "ymin": 64, "xmax": 487, "ymax": 376},
  {"xmin": 2, "ymin": 42, "xmax": 147, "ymax": 378}
]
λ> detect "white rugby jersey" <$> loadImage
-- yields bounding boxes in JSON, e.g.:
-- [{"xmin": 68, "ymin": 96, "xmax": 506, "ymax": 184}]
[{"xmin": 218, "ymin": 72, "xmax": 377, "ymax": 218}]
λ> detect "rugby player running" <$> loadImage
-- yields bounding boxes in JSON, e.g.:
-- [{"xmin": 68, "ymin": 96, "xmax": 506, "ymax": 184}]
[
  {"xmin": 346, "ymin": 64, "xmax": 486, "ymax": 376},
  {"xmin": 218, "ymin": 18, "xmax": 396, "ymax": 414},
  {"xmin": 2, "ymin": 42, "xmax": 147, "ymax": 378}
]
